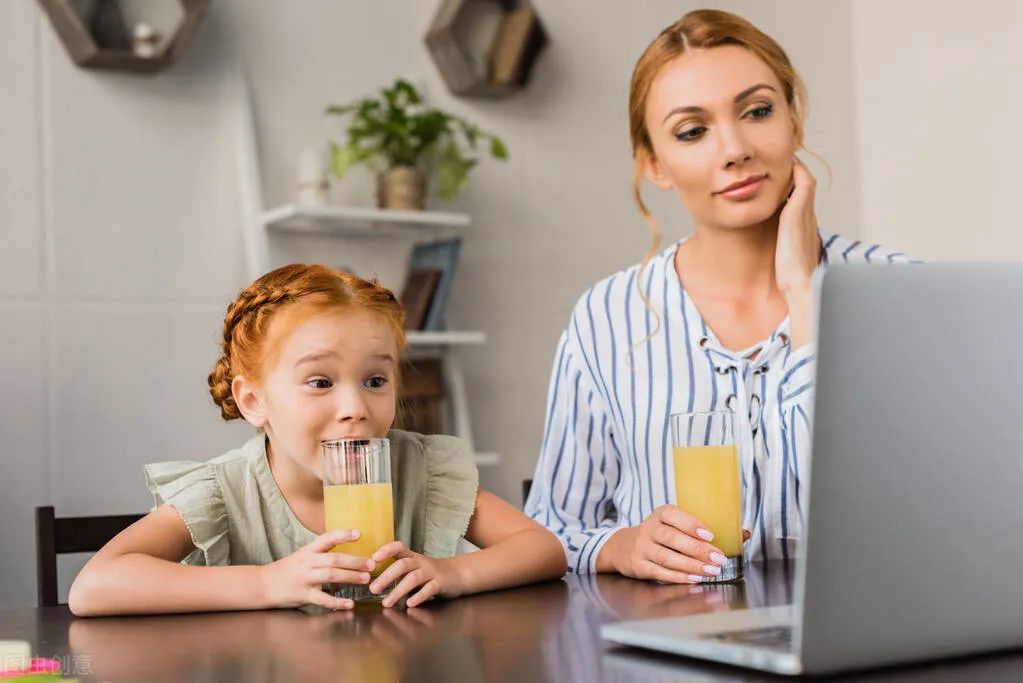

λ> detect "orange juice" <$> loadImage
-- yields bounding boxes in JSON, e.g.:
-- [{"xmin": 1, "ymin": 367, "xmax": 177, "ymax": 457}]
[
  {"xmin": 324, "ymin": 482, "xmax": 394, "ymax": 576},
  {"xmin": 673, "ymin": 445, "xmax": 743, "ymax": 557}
]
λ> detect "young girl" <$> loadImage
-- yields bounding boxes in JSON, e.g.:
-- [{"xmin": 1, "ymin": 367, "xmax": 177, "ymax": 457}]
[{"xmin": 70, "ymin": 264, "xmax": 566, "ymax": 616}]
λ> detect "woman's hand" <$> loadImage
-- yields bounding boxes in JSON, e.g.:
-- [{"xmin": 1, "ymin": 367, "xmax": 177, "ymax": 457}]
[
  {"xmin": 368, "ymin": 542, "xmax": 465, "ymax": 608},
  {"xmin": 597, "ymin": 505, "xmax": 748, "ymax": 583},
  {"xmin": 259, "ymin": 529, "xmax": 374, "ymax": 610},
  {"xmin": 775, "ymin": 156, "xmax": 822, "ymax": 348}
]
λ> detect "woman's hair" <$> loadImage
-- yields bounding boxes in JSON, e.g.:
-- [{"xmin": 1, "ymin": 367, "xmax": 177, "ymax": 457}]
[
  {"xmin": 208, "ymin": 264, "xmax": 406, "ymax": 421},
  {"xmin": 629, "ymin": 9, "xmax": 809, "ymax": 269}
]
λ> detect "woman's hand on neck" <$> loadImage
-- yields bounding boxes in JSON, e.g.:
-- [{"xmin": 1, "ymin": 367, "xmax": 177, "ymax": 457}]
[{"xmin": 773, "ymin": 157, "xmax": 822, "ymax": 348}]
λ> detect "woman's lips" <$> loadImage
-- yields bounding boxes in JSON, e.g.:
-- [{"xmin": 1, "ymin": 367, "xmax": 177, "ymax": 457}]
[{"xmin": 716, "ymin": 175, "xmax": 766, "ymax": 200}]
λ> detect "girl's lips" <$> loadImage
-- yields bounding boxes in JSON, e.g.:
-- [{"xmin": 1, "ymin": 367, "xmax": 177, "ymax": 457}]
[{"xmin": 717, "ymin": 175, "xmax": 766, "ymax": 200}]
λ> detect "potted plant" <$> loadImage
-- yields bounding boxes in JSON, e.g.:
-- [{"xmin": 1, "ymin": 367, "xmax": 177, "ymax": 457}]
[{"xmin": 326, "ymin": 78, "xmax": 508, "ymax": 210}]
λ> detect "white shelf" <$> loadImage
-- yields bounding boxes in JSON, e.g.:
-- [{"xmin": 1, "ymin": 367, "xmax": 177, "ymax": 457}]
[
  {"xmin": 407, "ymin": 331, "xmax": 486, "ymax": 347},
  {"xmin": 262, "ymin": 203, "xmax": 470, "ymax": 238},
  {"xmin": 474, "ymin": 452, "xmax": 501, "ymax": 467}
]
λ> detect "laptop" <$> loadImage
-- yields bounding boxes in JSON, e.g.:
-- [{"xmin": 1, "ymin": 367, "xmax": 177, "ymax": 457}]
[{"xmin": 601, "ymin": 263, "xmax": 1023, "ymax": 676}]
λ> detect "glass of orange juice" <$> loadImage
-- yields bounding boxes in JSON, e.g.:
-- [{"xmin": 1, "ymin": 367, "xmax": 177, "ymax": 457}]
[
  {"xmin": 322, "ymin": 437, "xmax": 395, "ymax": 602},
  {"xmin": 671, "ymin": 410, "xmax": 744, "ymax": 583}
]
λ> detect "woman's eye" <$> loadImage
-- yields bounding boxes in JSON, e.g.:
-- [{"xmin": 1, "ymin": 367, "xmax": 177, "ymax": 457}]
[
  {"xmin": 674, "ymin": 126, "xmax": 706, "ymax": 142},
  {"xmin": 307, "ymin": 378, "xmax": 332, "ymax": 390},
  {"xmin": 365, "ymin": 376, "xmax": 389, "ymax": 389},
  {"xmin": 746, "ymin": 103, "xmax": 774, "ymax": 120}
]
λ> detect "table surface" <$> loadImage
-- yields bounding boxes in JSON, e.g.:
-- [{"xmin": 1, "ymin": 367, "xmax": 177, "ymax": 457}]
[{"xmin": 2, "ymin": 561, "xmax": 1021, "ymax": 682}]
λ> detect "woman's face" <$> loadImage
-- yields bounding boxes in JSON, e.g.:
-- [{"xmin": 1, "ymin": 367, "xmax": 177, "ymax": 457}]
[
  {"xmin": 240, "ymin": 307, "xmax": 398, "ymax": 481},
  {"xmin": 642, "ymin": 45, "xmax": 800, "ymax": 231}
]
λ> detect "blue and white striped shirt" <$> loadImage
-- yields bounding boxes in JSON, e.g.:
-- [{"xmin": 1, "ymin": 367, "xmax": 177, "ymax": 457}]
[{"xmin": 526, "ymin": 233, "xmax": 909, "ymax": 573}]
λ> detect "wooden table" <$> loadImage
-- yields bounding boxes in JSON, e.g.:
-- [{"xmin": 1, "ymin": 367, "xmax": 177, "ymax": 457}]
[{"xmin": 2, "ymin": 562, "xmax": 1020, "ymax": 682}]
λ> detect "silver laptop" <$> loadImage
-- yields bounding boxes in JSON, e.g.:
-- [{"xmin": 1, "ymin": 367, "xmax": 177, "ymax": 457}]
[{"xmin": 602, "ymin": 263, "xmax": 1023, "ymax": 676}]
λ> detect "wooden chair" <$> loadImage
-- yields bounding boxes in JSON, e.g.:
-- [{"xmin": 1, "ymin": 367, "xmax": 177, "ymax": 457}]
[{"xmin": 35, "ymin": 505, "xmax": 145, "ymax": 607}]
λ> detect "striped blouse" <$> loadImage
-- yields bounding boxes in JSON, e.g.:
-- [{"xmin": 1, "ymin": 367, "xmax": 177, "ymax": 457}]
[{"xmin": 525, "ymin": 233, "xmax": 909, "ymax": 573}]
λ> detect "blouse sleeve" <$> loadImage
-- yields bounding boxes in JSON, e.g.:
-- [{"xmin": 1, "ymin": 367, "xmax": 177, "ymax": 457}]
[
  {"xmin": 526, "ymin": 322, "xmax": 623, "ymax": 575},
  {"xmin": 144, "ymin": 461, "xmax": 230, "ymax": 566},
  {"xmin": 420, "ymin": 434, "xmax": 480, "ymax": 559}
]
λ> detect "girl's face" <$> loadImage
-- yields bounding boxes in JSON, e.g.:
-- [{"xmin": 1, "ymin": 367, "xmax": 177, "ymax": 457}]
[
  {"xmin": 246, "ymin": 307, "xmax": 398, "ymax": 480},
  {"xmin": 642, "ymin": 45, "xmax": 800, "ymax": 231}
]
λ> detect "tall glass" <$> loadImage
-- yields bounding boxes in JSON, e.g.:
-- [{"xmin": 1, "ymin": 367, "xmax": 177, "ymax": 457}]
[
  {"xmin": 671, "ymin": 410, "xmax": 744, "ymax": 582},
  {"xmin": 322, "ymin": 437, "xmax": 395, "ymax": 602}
]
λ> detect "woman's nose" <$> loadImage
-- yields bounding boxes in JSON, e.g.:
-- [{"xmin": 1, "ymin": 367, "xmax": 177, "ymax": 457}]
[{"xmin": 719, "ymin": 123, "xmax": 754, "ymax": 168}]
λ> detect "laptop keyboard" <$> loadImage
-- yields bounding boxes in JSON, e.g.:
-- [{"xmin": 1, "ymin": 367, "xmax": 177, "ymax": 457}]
[{"xmin": 701, "ymin": 625, "xmax": 794, "ymax": 652}]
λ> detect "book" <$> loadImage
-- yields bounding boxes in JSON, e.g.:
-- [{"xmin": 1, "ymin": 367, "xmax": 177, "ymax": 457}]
[
  {"xmin": 408, "ymin": 238, "xmax": 462, "ymax": 332},
  {"xmin": 399, "ymin": 268, "xmax": 443, "ymax": 331},
  {"xmin": 394, "ymin": 358, "xmax": 446, "ymax": 435}
]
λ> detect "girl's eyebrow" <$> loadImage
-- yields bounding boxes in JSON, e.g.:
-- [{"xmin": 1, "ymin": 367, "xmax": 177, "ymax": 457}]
[
  {"xmin": 661, "ymin": 83, "xmax": 776, "ymax": 123},
  {"xmin": 296, "ymin": 350, "xmax": 338, "ymax": 366}
]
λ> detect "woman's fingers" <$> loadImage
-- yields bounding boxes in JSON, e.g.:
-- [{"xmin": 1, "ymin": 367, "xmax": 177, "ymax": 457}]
[
  {"xmin": 652, "ymin": 523, "xmax": 726, "ymax": 565},
  {"xmin": 642, "ymin": 561, "xmax": 705, "ymax": 585},
  {"xmin": 656, "ymin": 505, "xmax": 711, "ymax": 540},
  {"xmin": 644, "ymin": 542, "xmax": 721, "ymax": 578}
]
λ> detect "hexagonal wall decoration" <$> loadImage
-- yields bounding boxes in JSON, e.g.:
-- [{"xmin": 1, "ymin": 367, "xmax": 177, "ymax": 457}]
[
  {"xmin": 425, "ymin": 0, "xmax": 547, "ymax": 97},
  {"xmin": 36, "ymin": 0, "xmax": 210, "ymax": 74}
]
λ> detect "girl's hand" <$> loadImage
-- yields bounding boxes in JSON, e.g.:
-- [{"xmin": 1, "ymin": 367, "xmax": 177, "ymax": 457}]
[
  {"xmin": 260, "ymin": 529, "xmax": 374, "ymax": 610},
  {"xmin": 775, "ymin": 156, "xmax": 822, "ymax": 346},
  {"xmin": 368, "ymin": 542, "xmax": 464, "ymax": 608}
]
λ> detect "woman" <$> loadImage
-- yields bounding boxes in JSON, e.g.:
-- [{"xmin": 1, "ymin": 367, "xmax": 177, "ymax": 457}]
[{"xmin": 526, "ymin": 9, "xmax": 906, "ymax": 581}]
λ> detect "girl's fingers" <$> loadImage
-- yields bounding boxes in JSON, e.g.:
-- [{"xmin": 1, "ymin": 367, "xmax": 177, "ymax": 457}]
[
  {"xmin": 306, "ymin": 587, "xmax": 353, "ymax": 611},
  {"xmin": 370, "ymin": 557, "xmax": 414, "ymax": 594},
  {"xmin": 316, "ymin": 568, "xmax": 371, "ymax": 586},
  {"xmin": 315, "ymin": 551, "xmax": 374, "ymax": 572},
  {"xmin": 308, "ymin": 529, "xmax": 359, "ymax": 553},
  {"xmin": 382, "ymin": 569, "xmax": 427, "ymax": 608},
  {"xmin": 406, "ymin": 580, "xmax": 440, "ymax": 608},
  {"xmin": 372, "ymin": 541, "xmax": 408, "ymax": 563}
]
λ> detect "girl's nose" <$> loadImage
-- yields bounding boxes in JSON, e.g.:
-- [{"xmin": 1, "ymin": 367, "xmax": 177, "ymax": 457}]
[{"xmin": 336, "ymin": 387, "xmax": 369, "ymax": 422}]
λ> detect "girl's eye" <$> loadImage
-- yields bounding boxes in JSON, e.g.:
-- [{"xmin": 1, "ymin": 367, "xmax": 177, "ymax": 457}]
[
  {"xmin": 745, "ymin": 103, "xmax": 774, "ymax": 120},
  {"xmin": 307, "ymin": 378, "xmax": 332, "ymax": 390},
  {"xmin": 674, "ymin": 126, "xmax": 706, "ymax": 142},
  {"xmin": 365, "ymin": 376, "xmax": 389, "ymax": 389}
]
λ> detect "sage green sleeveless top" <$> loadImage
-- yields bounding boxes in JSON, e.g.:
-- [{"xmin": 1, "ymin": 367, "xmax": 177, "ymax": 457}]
[{"xmin": 144, "ymin": 430, "xmax": 479, "ymax": 566}]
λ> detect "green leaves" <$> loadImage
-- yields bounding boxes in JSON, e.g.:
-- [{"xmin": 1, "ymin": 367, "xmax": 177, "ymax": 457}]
[{"xmin": 325, "ymin": 77, "xmax": 508, "ymax": 201}]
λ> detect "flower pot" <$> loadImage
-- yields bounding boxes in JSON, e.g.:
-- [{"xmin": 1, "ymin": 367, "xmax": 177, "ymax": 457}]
[{"xmin": 376, "ymin": 165, "xmax": 426, "ymax": 210}]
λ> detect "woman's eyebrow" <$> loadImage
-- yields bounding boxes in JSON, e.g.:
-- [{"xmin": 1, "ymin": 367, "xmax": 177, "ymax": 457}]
[{"xmin": 662, "ymin": 83, "xmax": 776, "ymax": 123}]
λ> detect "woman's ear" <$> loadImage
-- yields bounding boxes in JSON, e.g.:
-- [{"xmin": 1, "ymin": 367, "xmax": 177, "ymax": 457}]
[
  {"xmin": 232, "ymin": 375, "xmax": 268, "ymax": 429},
  {"xmin": 639, "ymin": 149, "xmax": 674, "ymax": 190}
]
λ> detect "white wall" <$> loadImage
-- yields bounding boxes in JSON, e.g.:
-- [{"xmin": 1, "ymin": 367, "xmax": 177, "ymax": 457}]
[
  {"xmin": 852, "ymin": 1, "xmax": 1023, "ymax": 260},
  {"xmin": 0, "ymin": 0, "xmax": 857, "ymax": 608}
]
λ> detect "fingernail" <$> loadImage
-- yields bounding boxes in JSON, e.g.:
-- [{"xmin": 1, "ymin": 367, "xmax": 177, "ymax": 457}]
[
  {"xmin": 710, "ymin": 552, "xmax": 728, "ymax": 566},
  {"xmin": 696, "ymin": 528, "xmax": 714, "ymax": 541},
  {"xmin": 361, "ymin": 573, "xmax": 370, "ymax": 583},
  {"xmin": 687, "ymin": 574, "xmax": 704, "ymax": 583},
  {"xmin": 703, "ymin": 564, "xmax": 722, "ymax": 576},
  {"xmin": 342, "ymin": 599, "xmax": 353, "ymax": 609},
  {"xmin": 688, "ymin": 586, "xmax": 704, "ymax": 595}
]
